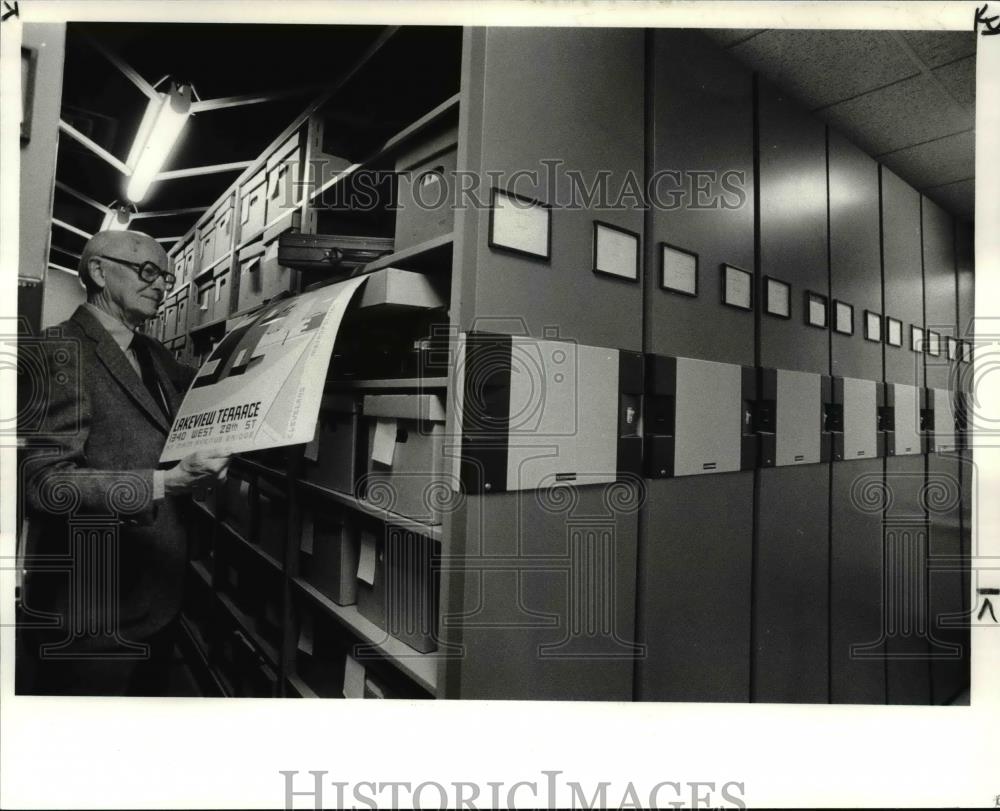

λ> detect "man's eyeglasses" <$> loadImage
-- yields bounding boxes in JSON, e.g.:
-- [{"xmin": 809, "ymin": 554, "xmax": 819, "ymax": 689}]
[{"xmin": 98, "ymin": 255, "xmax": 176, "ymax": 291}]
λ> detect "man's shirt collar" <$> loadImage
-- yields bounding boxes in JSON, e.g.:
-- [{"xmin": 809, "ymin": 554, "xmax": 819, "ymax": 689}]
[{"xmin": 82, "ymin": 302, "xmax": 137, "ymax": 354}]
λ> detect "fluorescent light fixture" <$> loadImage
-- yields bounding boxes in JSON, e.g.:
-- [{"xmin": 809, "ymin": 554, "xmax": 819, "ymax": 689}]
[
  {"xmin": 100, "ymin": 203, "xmax": 133, "ymax": 231},
  {"xmin": 125, "ymin": 82, "xmax": 192, "ymax": 203}
]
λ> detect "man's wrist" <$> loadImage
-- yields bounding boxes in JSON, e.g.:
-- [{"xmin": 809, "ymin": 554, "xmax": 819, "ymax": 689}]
[{"xmin": 153, "ymin": 470, "xmax": 165, "ymax": 501}]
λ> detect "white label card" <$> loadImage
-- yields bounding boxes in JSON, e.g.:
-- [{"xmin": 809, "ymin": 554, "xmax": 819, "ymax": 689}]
[
  {"xmin": 343, "ymin": 656, "xmax": 366, "ymax": 699},
  {"xmin": 371, "ymin": 418, "xmax": 397, "ymax": 467},
  {"xmin": 357, "ymin": 532, "xmax": 377, "ymax": 586},
  {"xmin": 297, "ymin": 614, "xmax": 314, "ymax": 655}
]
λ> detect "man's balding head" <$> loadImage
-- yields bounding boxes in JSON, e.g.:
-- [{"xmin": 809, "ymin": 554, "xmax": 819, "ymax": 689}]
[
  {"xmin": 78, "ymin": 231, "xmax": 168, "ymax": 296},
  {"xmin": 79, "ymin": 230, "xmax": 169, "ymax": 326}
]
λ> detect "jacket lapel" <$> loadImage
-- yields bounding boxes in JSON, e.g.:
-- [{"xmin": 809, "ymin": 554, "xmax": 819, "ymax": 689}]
[
  {"xmin": 72, "ymin": 306, "xmax": 171, "ymax": 434},
  {"xmin": 138, "ymin": 333, "xmax": 183, "ymax": 418}
]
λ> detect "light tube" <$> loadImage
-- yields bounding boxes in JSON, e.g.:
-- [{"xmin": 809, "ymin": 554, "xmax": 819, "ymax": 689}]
[{"xmin": 125, "ymin": 83, "xmax": 192, "ymax": 204}]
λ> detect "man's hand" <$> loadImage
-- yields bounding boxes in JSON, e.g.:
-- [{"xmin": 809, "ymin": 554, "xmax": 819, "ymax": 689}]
[{"xmin": 163, "ymin": 451, "xmax": 231, "ymax": 496}]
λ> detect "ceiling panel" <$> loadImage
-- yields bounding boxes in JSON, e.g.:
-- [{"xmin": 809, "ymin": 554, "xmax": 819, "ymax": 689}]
[
  {"xmin": 705, "ymin": 29, "xmax": 765, "ymax": 47},
  {"xmin": 820, "ymin": 73, "xmax": 973, "ymax": 156},
  {"xmin": 934, "ymin": 55, "xmax": 976, "ymax": 108},
  {"xmin": 899, "ymin": 30, "xmax": 976, "ymax": 69},
  {"xmin": 879, "ymin": 129, "xmax": 974, "ymax": 190},
  {"xmin": 924, "ymin": 178, "xmax": 974, "ymax": 222},
  {"xmin": 728, "ymin": 29, "xmax": 918, "ymax": 110},
  {"xmin": 705, "ymin": 27, "xmax": 975, "ymax": 222}
]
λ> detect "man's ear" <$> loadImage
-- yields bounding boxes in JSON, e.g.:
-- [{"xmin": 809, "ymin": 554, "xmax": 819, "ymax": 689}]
[{"xmin": 87, "ymin": 257, "xmax": 107, "ymax": 290}]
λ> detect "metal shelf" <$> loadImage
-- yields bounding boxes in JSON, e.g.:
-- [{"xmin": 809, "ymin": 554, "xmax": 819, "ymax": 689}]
[
  {"xmin": 178, "ymin": 616, "xmax": 229, "ymax": 697},
  {"xmin": 190, "ymin": 558, "xmax": 213, "ymax": 588},
  {"xmin": 296, "ymin": 478, "xmax": 443, "ymax": 542},
  {"xmin": 216, "ymin": 590, "xmax": 280, "ymax": 668},
  {"xmin": 192, "ymin": 251, "xmax": 233, "ymax": 282},
  {"xmin": 286, "ymin": 674, "xmax": 320, "ymax": 699},
  {"xmin": 189, "ymin": 553, "xmax": 280, "ymax": 668},
  {"xmin": 292, "ymin": 576, "xmax": 438, "ymax": 694},
  {"xmin": 233, "ymin": 455, "xmax": 288, "ymax": 481},
  {"xmin": 189, "ymin": 315, "xmax": 229, "ymax": 336},
  {"xmin": 217, "ymin": 518, "xmax": 284, "ymax": 573},
  {"xmin": 358, "ymin": 232, "xmax": 453, "ymax": 275},
  {"xmin": 326, "ymin": 377, "xmax": 448, "ymax": 391},
  {"xmin": 308, "ymin": 92, "xmax": 460, "ymax": 204}
]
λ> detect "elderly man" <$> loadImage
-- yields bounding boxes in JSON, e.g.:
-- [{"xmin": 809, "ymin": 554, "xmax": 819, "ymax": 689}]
[{"xmin": 20, "ymin": 230, "xmax": 229, "ymax": 696}]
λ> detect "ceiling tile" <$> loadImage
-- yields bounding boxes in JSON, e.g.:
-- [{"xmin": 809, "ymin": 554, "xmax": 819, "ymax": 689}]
[
  {"xmin": 923, "ymin": 178, "xmax": 974, "ymax": 223},
  {"xmin": 899, "ymin": 30, "xmax": 976, "ymax": 68},
  {"xmin": 703, "ymin": 29, "xmax": 765, "ymax": 48},
  {"xmin": 819, "ymin": 73, "xmax": 974, "ymax": 155},
  {"xmin": 934, "ymin": 55, "xmax": 976, "ymax": 109},
  {"xmin": 729, "ymin": 29, "xmax": 917, "ymax": 109},
  {"xmin": 879, "ymin": 129, "xmax": 974, "ymax": 189}
]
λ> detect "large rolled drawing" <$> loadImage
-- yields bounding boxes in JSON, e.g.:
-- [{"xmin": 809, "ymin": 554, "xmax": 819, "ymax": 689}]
[{"xmin": 160, "ymin": 276, "xmax": 368, "ymax": 462}]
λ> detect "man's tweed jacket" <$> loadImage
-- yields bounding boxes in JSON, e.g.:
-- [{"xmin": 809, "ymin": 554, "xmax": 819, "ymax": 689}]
[{"xmin": 22, "ymin": 305, "xmax": 197, "ymax": 650}]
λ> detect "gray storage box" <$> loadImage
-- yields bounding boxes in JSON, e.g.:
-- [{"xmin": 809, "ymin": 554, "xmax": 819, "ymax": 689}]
[
  {"xmin": 264, "ymin": 134, "xmax": 301, "ymax": 231},
  {"xmin": 175, "ymin": 286, "xmax": 190, "ymax": 337},
  {"xmin": 302, "ymin": 394, "xmax": 363, "ymax": 496},
  {"xmin": 199, "ymin": 221, "xmax": 218, "ymax": 269},
  {"xmin": 239, "ymin": 168, "xmax": 267, "ymax": 242},
  {"xmin": 236, "ymin": 243, "xmax": 265, "ymax": 314},
  {"xmin": 295, "ymin": 604, "xmax": 348, "ymax": 698},
  {"xmin": 214, "ymin": 266, "xmax": 232, "ymax": 320},
  {"xmin": 163, "ymin": 299, "xmax": 177, "ymax": 340},
  {"xmin": 195, "ymin": 279, "xmax": 215, "ymax": 326},
  {"xmin": 361, "ymin": 393, "xmax": 447, "ymax": 524},
  {"xmin": 235, "ymin": 240, "xmax": 294, "ymax": 313},
  {"xmin": 184, "ymin": 241, "xmax": 197, "ymax": 286},
  {"xmin": 357, "ymin": 267, "xmax": 446, "ymax": 312},
  {"xmin": 301, "ymin": 507, "xmax": 359, "ymax": 606},
  {"xmin": 222, "ymin": 469, "xmax": 253, "ymax": 539},
  {"xmin": 394, "ymin": 125, "xmax": 458, "ymax": 251},
  {"xmin": 260, "ymin": 239, "xmax": 295, "ymax": 303},
  {"xmin": 257, "ymin": 477, "xmax": 288, "ymax": 562},
  {"xmin": 356, "ymin": 527, "xmax": 439, "ymax": 653}
]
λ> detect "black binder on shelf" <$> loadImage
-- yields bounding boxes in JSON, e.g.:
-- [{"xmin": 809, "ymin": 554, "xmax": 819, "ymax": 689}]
[{"xmin": 277, "ymin": 233, "xmax": 394, "ymax": 271}]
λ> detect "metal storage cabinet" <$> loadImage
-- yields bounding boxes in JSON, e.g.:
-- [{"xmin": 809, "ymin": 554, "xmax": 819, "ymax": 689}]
[
  {"xmin": 881, "ymin": 168, "xmax": 925, "ymax": 391},
  {"xmin": 829, "ymin": 132, "xmax": 882, "ymax": 382},
  {"xmin": 645, "ymin": 30, "xmax": 755, "ymax": 369},
  {"xmin": 635, "ymin": 29, "xmax": 755, "ymax": 702},
  {"xmin": 457, "ymin": 27, "xmax": 645, "ymax": 352},
  {"xmin": 827, "ymin": 130, "xmax": 885, "ymax": 703},
  {"xmin": 955, "ymin": 220, "xmax": 974, "ymax": 660},
  {"xmin": 830, "ymin": 456, "xmax": 886, "ymax": 703},
  {"xmin": 752, "ymin": 78, "xmax": 830, "ymax": 704},
  {"xmin": 922, "ymin": 196, "xmax": 967, "ymax": 704},
  {"xmin": 445, "ymin": 487, "xmax": 639, "ymax": 700},
  {"xmin": 637, "ymin": 472, "xmax": 753, "ymax": 701},
  {"xmin": 880, "ymin": 166, "xmax": 930, "ymax": 704},
  {"xmin": 756, "ymin": 79, "xmax": 829, "ymax": 375},
  {"xmin": 439, "ymin": 27, "xmax": 644, "ymax": 699}
]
